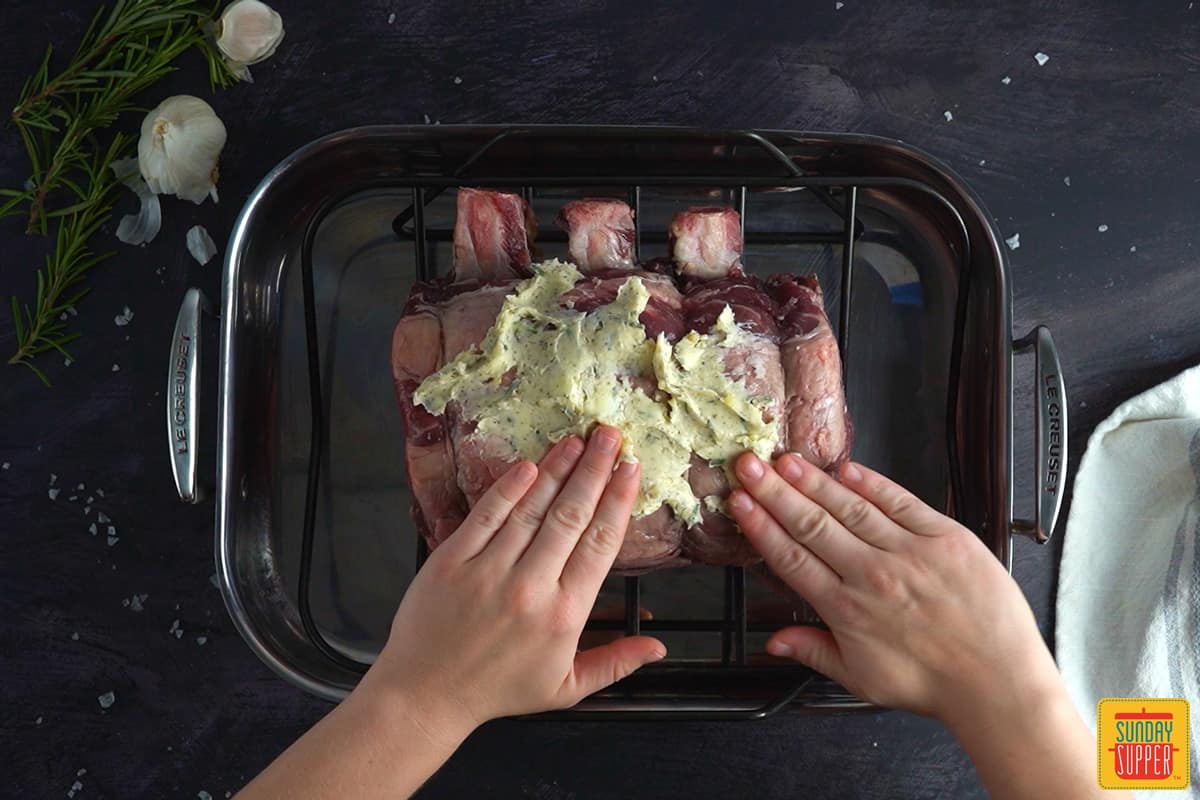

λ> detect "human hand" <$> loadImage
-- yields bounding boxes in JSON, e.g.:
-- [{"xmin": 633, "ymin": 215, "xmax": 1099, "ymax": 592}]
[
  {"xmin": 728, "ymin": 453, "xmax": 1059, "ymax": 723},
  {"xmin": 364, "ymin": 426, "xmax": 665, "ymax": 738}
]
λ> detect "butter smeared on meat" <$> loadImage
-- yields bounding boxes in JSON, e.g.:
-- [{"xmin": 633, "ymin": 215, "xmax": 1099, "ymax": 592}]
[{"xmin": 414, "ymin": 260, "xmax": 780, "ymax": 525}]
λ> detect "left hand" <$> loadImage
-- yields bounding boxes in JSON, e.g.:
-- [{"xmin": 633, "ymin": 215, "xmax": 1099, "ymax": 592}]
[{"xmin": 362, "ymin": 426, "xmax": 666, "ymax": 738}]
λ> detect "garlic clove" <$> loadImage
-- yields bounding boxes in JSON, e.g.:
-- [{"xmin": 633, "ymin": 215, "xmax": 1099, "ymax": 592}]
[
  {"xmin": 216, "ymin": 0, "xmax": 284, "ymax": 70},
  {"xmin": 137, "ymin": 95, "xmax": 227, "ymax": 205}
]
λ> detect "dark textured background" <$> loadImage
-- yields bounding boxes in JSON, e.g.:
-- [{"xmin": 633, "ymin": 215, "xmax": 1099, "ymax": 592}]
[{"xmin": 2, "ymin": 1, "xmax": 1199, "ymax": 798}]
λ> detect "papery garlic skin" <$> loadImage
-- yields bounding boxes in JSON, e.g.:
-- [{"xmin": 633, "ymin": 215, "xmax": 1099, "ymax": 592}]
[
  {"xmin": 186, "ymin": 225, "xmax": 219, "ymax": 266},
  {"xmin": 216, "ymin": 0, "xmax": 284, "ymax": 68},
  {"xmin": 111, "ymin": 157, "xmax": 162, "ymax": 245},
  {"xmin": 138, "ymin": 95, "xmax": 227, "ymax": 205}
]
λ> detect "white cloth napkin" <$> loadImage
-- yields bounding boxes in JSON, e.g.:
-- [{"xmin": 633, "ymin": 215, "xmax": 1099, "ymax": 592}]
[{"xmin": 1057, "ymin": 363, "xmax": 1200, "ymax": 794}]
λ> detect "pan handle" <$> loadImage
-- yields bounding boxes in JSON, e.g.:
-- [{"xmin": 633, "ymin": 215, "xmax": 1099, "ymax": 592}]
[
  {"xmin": 167, "ymin": 288, "xmax": 213, "ymax": 504},
  {"xmin": 1012, "ymin": 326, "xmax": 1067, "ymax": 543}
]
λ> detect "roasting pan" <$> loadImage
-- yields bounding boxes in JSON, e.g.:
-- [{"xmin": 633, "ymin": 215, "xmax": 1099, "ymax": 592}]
[{"xmin": 167, "ymin": 126, "xmax": 1067, "ymax": 717}]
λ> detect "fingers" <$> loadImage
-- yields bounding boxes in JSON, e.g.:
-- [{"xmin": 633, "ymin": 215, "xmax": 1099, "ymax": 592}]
[
  {"xmin": 559, "ymin": 460, "xmax": 640, "ymax": 596},
  {"xmin": 488, "ymin": 437, "xmax": 586, "ymax": 563},
  {"xmin": 734, "ymin": 453, "xmax": 870, "ymax": 574},
  {"xmin": 838, "ymin": 461, "xmax": 947, "ymax": 536},
  {"xmin": 444, "ymin": 460, "xmax": 537, "ymax": 560},
  {"xmin": 728, "ymin": 488, "xmax": 841, "ymax": 611},
  {"xmin": 560, "ymin": 636, "xmax": 666, "ymax": 704},
  {"xmin": 766, "ymin": 626, "xmax": 849, "ymax": 685},
  {"xmin": 774, "ymin": 454, "xmax": 902, "ymax": 551},
  {"xmin": 519, "ymin": 426, "xmax": 624, "ymax": 578}
]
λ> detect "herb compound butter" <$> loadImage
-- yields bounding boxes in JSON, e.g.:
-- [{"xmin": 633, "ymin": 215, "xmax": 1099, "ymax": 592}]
[{"xmin": 414, "ymin": 260, "xmax": 780, "ymax": 525}]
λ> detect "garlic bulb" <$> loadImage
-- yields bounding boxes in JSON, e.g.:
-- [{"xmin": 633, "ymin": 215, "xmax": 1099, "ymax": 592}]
[
  {"xmin": 216, "ymin": 0, "xmax": 284, "ymax": 81},
  {"xmin": 138, "ymin": 95, "xmax": 227, "ymax": 205}
]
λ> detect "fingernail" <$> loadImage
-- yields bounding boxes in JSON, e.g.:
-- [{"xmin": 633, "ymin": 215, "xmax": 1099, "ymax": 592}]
[
  {"xmin": 615, "ymin": 460, "xmax": 640, "ymax": 478},
  {"xmin": 841, "ymin": 462, "xmax": 863, "ymax": 482},
  {"xmin": 737, "ymin": 454, "xmax": 764, "ymax": 481},
  {"xmin": 778, "ymin": 455, "xmax": 804, "ymax": 481},
  {"xmin": 767, "ymin": 640, "xmax": 793, "ymax": 658},
  {"xmin": 729, "ymin": 491, "xmax": 753, "ymax": 513},
  {"xmin": 515, "ymin": 461, "xmax": 538, "ymax": 482},
  {"xmin": 650, "ymin": 645, "xmax": 668, "ymax": 662},
  {"xmin": 594, "ymin": 428, "xmax": 620, "ymax": 453}
]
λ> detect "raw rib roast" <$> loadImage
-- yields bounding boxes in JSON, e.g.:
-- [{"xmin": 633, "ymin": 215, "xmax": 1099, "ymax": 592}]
[{"xmin": 391, "ymin": 189, "xmax": 851, "ymax": 571}]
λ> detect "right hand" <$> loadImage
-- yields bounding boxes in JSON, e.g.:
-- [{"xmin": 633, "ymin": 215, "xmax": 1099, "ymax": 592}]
[{"xmin": 728, "ymin": 452, "xmax": 1060, "ymax": 722}]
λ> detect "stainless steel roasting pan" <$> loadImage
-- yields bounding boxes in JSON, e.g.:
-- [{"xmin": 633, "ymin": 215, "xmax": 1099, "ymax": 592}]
[{"xmin": 167, "ymin": 126, "xmax": 1066, "ymax": 717}]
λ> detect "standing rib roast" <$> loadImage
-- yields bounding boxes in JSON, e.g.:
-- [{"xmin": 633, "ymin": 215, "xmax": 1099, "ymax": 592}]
[{"xmin": 391, "ymin": 189, "xmax": 850, "ymax": 571}]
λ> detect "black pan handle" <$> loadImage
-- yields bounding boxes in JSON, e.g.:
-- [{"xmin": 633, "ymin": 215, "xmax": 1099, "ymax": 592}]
[{"xmin": 1013, "ymin": 326, "xmax": 1067, "ymax": 543}]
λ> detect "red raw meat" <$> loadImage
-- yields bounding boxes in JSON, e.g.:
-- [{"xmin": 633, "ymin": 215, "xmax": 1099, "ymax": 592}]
[
  {"xmin": 768, "ymin": 274, "xmax": 852, "ymax": 471},
  {"xmin": 668, "ymin": 206, "xmax": 743, "ymax": 280},
  {"xmin": 557, "ymin": 198, "xmax": 636, "ymax": 272},
  {"xmin": 452, "ymin": 188, "xmax": 536, "ymax": 281}
]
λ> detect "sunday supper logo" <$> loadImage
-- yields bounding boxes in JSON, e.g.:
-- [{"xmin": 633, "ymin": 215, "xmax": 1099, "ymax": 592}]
[{"xmin": 1097, "ymin": 699, "xmax": 1190, "ymax": 790}]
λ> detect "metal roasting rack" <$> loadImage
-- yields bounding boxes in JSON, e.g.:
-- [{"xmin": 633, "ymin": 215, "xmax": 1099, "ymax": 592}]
[{"xmin": 291, "ymin": 128, "xmax": 973, "ymax": 719}]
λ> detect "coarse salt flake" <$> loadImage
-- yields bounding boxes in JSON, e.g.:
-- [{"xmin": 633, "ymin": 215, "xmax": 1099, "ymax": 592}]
[
  {"xmin": 1035, "ymin": 52, "xmax": 1050, "ymax": 66},
  {"xmin": 387, "ymin": 12, "xmax": 395, "ymax": 23},
  {"xmin": 98, "ymin": 512, "xmax": 111, "ymax": 524},
  {"xmin": 49, "ymin": 488, "xmax": 60, "ymax": 500},
  {"xmin": 943, "ymin": 110, "xmax": 953, "ymax": 122},
  {"xmin": 98, "ymin": 691, "xmax": 115, "ymax": 709},
  {"xmin": 1001, "ymin": 76, "xmax": 1011, "ymax": 84},
  {"xmin": 1005, "ymin": 233, "xmax": 1021, "ymax": 250},
  {"xmin": 1098, "ymin": 224, "xmax": 1109, "ymax": 232},
  {"xmin": 114, "ymin": 307, "xmax": 134, "ymax": 327}
]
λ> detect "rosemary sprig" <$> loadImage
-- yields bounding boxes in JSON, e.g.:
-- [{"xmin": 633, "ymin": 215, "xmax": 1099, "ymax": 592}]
[
  {"xmin": 5, "ymin": 0, "xmax": 236, "ymax": 383},
  {"xmin": 8, "ymin": 136, "xmax": 127, "ymax": 385}
]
